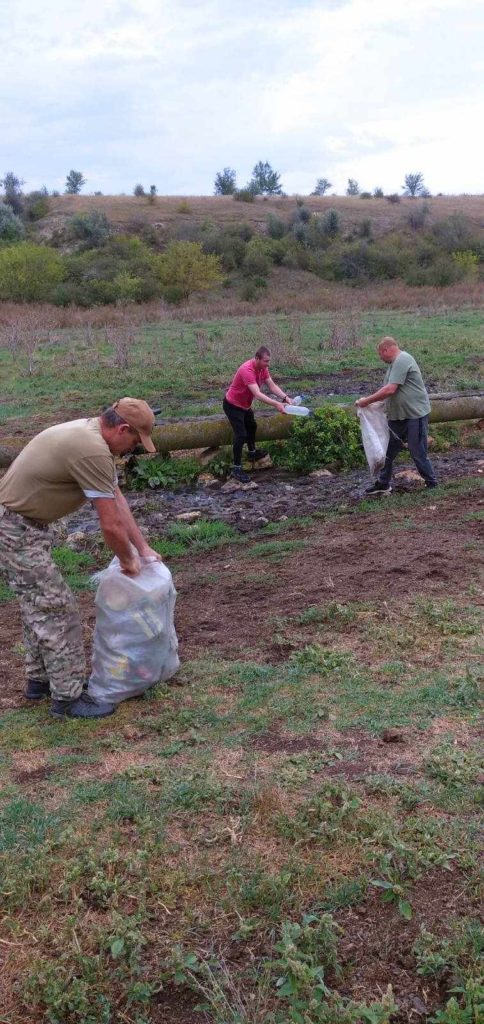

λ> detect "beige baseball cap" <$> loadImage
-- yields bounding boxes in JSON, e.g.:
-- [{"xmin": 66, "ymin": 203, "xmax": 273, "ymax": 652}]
[{"xmin": 112, "ymin": 398, "xmax": 157, "ymax": 453}]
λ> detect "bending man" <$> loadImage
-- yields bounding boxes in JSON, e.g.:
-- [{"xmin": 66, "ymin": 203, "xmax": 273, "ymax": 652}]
[
  {"xmin": 356, "ymin": 337, "xmax": 437, "ymax": 494},
  {"xmin": 0, "ymin": 399, "xmax": 161, "ymax": 718},
  {"xmin": 223, "ymin": 346, "xmax": 294, "ymax": 482}
]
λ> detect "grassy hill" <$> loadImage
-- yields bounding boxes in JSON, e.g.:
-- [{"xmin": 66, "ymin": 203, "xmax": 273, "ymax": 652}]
[{"xmin": 34, "ymin": 193, "xmax": 484, "ymax": 244}]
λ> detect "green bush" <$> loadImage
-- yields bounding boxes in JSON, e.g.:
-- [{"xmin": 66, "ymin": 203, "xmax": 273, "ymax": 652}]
[
  {"xmin": 366, "ymin": 237, "xmax": 413, "ymax": 279},
  {"xmin": 158, "ymin": 241, "xmax": 223, "ymax": 298},
  {"xmin": 0, "ymin": 242, "xmax": 64, "ymax": 301},
  {"xmin": 68, "ymin": 210, "xmax": 112, "ymax": 247},
  {"xmin": 407, "ymin": 203, "xmax": 430, "ymax": 230},
  {"xmin": 432, "ymin": 213, "xmax": 475, "ymax": 253},
  {"xmin": 162, "ymin": 284, "xmax": 187, "ymax": 305},
  {"xmin": 23, "ymin": 190, "xmax": 50, "ymax": 222},
  {"xmin": 239, "ymin": 277, "xmax": 267, "ymax": 301},
  {"xmin": 242, "ymin": 238, "xmax": 271, "ymax": 277},
  {"xmin": 0, "ymin": 203, "xmax": 25, "ymax": 241},
  {"xmin": 269, "ymin": 407, "xmax": 365, "ymax": 473},
  {"xmin": 201, "ymin": 229, "xmax": 246, "ymax": 271},
  {"xmin": 292, "ymin": 222, "xmax": 309, "ymax": 245},
  {"xmin": 234, "ymin": 189, "xmax": 255, "ymax": 203},
  {"xmin": 322, "ymin": 208, "xmax": 341, "ymax": 237},
  {"xmin": 267, "ymin": 213, "xmax": 287, "ymax": 239},
  {"xmin": 452, "ymin": 250, "xmax": 479, "ymax": 279},
  {"xmin": 60, "ymin": 235, "xmax": 162, "ymax": 305}
]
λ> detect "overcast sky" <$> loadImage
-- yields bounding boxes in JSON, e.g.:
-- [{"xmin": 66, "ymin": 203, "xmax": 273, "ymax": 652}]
[{"xmin": 2, "ymin": 0, "xmax": 483, "ymax": 197}]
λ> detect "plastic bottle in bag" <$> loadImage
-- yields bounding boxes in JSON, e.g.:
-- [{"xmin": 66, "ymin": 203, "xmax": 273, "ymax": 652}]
[
  {"xmin": 283, "ymin": 404, "xmax": 310, "ymax": 416},
  {"xmin": 88, "ymin": 557, "xmax": 179, "ymax": 703}
]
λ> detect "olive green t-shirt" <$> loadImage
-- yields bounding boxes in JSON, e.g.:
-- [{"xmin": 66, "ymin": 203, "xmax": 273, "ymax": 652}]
[
  {"xmin": 384, "ymin": 352, "xmax": 431, "ymax": 420},
  {"xmin": 0, "ymin": 418, "xmax": 116, "ymax": 523}
]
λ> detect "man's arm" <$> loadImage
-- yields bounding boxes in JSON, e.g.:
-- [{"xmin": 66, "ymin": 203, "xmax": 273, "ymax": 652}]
[
  {"xmin": 92, "ymin": 496, "xmax": 140, "ymax": 575},
  {"xmin": 248, "ymin": 382, "xmax": 286, "ymax": 413},
  {"xmin": 266, "ymin": 375, "xmax": 291, "ymax": 403},
  {"xmin": 355, "ymin": 383, "xmax": 398, "ymax": 408},
  {"xmin": 92, "ymin": 490, "xmax": 160, "ymax": 576},
  {"xmin": 114, "ymin": 487, "xmax": 161, "ymax": 560}
]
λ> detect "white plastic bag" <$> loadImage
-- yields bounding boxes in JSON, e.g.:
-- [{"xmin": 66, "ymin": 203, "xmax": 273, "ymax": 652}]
[
  {"xmin": 88, "ymin": 557, "xmax": 179, "ymax": 703},
  {"xmin": 357, "ymin": 401, "xmax": 389, "ymax": 476}
]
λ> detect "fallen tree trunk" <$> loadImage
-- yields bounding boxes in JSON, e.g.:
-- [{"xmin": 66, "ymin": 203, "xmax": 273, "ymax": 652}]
[
  {"xmin": 0, "ymin": 395, "xmax": 483, "ymax": 467},
  {"xmin": 151, "ymin": 394, "xmax": 484, "ymax": 453}
]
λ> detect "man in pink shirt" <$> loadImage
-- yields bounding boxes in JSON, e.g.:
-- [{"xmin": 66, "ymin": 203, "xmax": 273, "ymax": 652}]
[{"xmin": 223, "ymin": 346, "xmax": 294, "ymax": 481}]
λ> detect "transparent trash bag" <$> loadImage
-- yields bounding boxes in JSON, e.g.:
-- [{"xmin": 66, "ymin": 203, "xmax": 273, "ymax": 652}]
[
  {"xmin": 88, "ymin": 556, "xmax": 179, "ymax": 703},
  {"xmin": 357, "ymin": 401, "xmax": 389, "ymax": 477}
]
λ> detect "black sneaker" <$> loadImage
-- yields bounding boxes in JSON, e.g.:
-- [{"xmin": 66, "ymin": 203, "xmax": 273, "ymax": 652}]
[
  {"xmin": 425, "ymin": 482, "xmax": 438, "ymax": 489},
  {"xmin": 25, "ymin": 678, "xmax": 50, "ymax": 700},
  {"xmin": 50, "ymin": 692, "xmax": 116, "ymax": 719},
  {"xmin": 365, "ymin": 481, "xmax": 392, "ymax": 495},
  {"xmin": 247, "ymin": 449, "xmax": 266, "ymax": 462},
  {"xmin": 231, "ymin": 466, "xmax": 250, "ymax": 483}
]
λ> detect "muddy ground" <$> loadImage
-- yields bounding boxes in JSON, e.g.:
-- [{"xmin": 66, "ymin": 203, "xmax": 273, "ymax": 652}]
[
  {"xmin": 66, "ymin": 447, "xmax": 483, "ymax": 536},
  {"xmin": 0, "ymin": 451, "xmax": 482, "ymax": 707}
]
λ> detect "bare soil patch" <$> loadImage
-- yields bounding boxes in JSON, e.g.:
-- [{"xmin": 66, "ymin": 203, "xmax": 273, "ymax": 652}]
[
  {"xmin": 174, "ymin": 487, "xmax": 483, "ymax": 662},
  {"xmin": 336, "ymin": 869, "xmax": 482, "ymax": 1019}
]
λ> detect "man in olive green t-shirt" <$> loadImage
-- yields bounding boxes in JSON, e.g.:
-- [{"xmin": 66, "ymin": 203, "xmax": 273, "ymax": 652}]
[
  {"xmin": 0, "ymin": 398, "xmax": 160, "ymax": 719},
  {"xmin": 356, "ymin": 337, "xmax": 437, "ymax": 493}
]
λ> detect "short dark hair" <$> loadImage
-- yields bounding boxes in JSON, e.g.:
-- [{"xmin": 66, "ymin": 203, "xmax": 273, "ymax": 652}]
[
  {"xmin": 255, "ymin": 346, "xmax": 270, "ymax": 359},
  {"xmin": 100, "ymin": 407, "xmax": 129, "ymax": 428}
]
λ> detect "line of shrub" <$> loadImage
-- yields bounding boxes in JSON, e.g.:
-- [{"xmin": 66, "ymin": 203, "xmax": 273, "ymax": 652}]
[{"xmin": 0, "ymin": 205, "xmax": 482, "ymax": 305}]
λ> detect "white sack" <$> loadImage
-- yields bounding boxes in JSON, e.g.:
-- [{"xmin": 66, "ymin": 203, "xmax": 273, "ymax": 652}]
[
  {"xmin": 88, "ymin": 557, "xmax": 179, "ymax": 703},
  {"xmin": 357, "ymin": 402, "xmax": 389, "ymax": 477}
]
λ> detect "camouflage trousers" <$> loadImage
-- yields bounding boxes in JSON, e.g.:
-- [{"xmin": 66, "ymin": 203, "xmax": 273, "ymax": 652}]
[{"xmin": 0, "ymin": 505, "xmax": 85, "ymax": 700}]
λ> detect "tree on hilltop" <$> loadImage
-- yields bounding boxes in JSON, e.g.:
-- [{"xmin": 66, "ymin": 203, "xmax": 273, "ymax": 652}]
[
  {"xmin": 312, "ymin": 177, "xmax": 332, "ymax": 196},
  {"xmin": 403, "ymin": 172, "xmax": 429, "ymax": 197},
  {"xmin": 248, "ymin": 161, "xmax": 283, "ymax": 196},
  {"xmin": 1, "ymin": 171, "xmax": 24, "ymax": 215},
  {"xmin": 346, "ymin": 178, "xmax": 360, "ymax": 196},
  {"xmin": 214, "ymin": 167, "xmax": 237, "ymax": 195},
  {"xmin": 65, "ymin": 170, "xmax": 86, "ymax": 194}
]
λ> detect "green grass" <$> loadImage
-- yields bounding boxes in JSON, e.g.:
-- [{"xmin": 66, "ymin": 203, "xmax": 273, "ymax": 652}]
[
  {"xmin": 52, "ymin": 545, "xmax": 96, "ymax": 590},
  {"xmin": 1, "ymin": 309, "xmax": 483, "ymax": 425},
  {"xmin": 0, "ymin": 576, "xmax": 14, "ymax": 602},
  {"xmin": 151, "ymin": 518, "xmax": 238, "ymax": 558}
]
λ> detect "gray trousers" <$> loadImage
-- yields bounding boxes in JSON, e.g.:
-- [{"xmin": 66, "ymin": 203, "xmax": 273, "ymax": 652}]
[{"xmin": 379, "ymin": 416, "xmax": 437, "ymax": 487}]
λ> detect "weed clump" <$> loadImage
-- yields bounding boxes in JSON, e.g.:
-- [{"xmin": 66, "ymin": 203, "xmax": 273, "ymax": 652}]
[{"xmin": 269, "ymin": 406, "xmax": 365, "ymax": 473}]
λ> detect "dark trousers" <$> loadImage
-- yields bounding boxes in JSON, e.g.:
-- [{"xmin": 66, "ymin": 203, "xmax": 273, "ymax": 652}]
[
  {"xmin": 379, "ymin": 415, "xmax": 437, "ymax": 487},
  {"xmin": 223, "ymin": 398, "xmax": 257, "ymax": 465}
]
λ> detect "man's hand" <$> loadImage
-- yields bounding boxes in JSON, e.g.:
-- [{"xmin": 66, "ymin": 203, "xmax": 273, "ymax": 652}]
[
  {"xmin": 120, "ymin": 554, "xmax": 141, "ymax": 576},
  {"xmin": 139, "ymin": 545, "xmax": 162, "ymax": 562},
  {"xmin": 355, "ymin": 397, "xmax": 370, "ymax": 408},
  {"xmin": 275, "ymin": 402, "xmax": 287, "ymax": 414}
]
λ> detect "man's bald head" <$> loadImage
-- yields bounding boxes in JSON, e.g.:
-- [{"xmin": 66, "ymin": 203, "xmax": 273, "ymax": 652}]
[{"xmin": 378, "ymin": 336, "xmax": 401, "ymax": 363}]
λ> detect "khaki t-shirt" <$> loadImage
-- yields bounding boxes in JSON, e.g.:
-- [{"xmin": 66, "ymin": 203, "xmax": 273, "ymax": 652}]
[
  {"xmin": 0, "ymin": 418, "xmax": 116, "ymax": 523},
  {"xmin": 384, "ymin": 351, "xmax": 431, "ymax": 420}
]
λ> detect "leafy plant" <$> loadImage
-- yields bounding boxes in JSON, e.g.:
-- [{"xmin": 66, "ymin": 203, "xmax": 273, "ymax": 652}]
[
  {"xmin": 158, "ymin": 241, "xmax": 223, "ymax": 298},
  {"xmin": 126, "ymin": 454, "xmax": 200, "ymax": 490},
  {"xmin": 269, "ymin": 406, "xmax": 365, "ymax": 473},
  {"xmin": 0, "ymin": 242, "xmax": 64, "ymax": 301},
  {"xmin": 370, "ymin": 854, "xmax": 413, "ymax": 919}
]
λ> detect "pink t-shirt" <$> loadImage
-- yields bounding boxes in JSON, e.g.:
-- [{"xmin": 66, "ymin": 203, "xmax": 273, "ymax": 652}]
[{"xmin": 225, "ymin": 360, "xmax": 270, "ymax": 410}]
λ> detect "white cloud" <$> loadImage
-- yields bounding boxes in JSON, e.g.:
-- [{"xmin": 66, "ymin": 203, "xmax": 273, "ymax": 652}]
[{"xmin": 1, "ymin": 0, "xmax": 483, "ymax": 194}]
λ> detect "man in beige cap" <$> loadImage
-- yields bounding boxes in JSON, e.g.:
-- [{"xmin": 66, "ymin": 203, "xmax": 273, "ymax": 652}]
[{"xmin": 0, "ymin": 399, "xmax": 160, "ymax": 719}]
